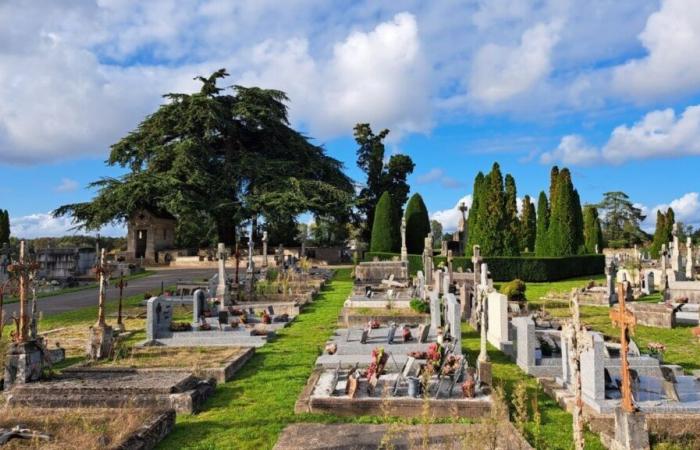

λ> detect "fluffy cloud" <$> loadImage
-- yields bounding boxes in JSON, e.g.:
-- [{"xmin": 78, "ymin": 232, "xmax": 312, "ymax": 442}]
[
  {"xmin": 643, "ymin": 193, "xmax": 700, "ymax": 230},
  {"xmin": 10, "ymin": 212, "xmax": 125, "ymax": 239},
  {"xmin": 542, "ymin": 104, "xmax": 700, "ymax": 165},
  {"xmin": 54, "ymin": 178, "xmax": 79, "ymax": 193},
  {"xmin": 469, "ymin": 21, "xmax": 562, "ymax": 104},
  {"xmin": 430, "ymin": 195, "xmax": 472, "ymax": 233},
  {"xmin": 613, "ymin": 0, "xmax": 700, "ymax": 100}
]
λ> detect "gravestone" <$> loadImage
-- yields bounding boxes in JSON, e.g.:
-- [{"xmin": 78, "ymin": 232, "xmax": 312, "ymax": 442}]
[
  {"xmin": 416, "ymin": 270, "xmax": 426, "ymax": 300},
  {"xmin": 434, "ymin": 269, "xmax": 444, "ymax": 295},
  {"xmin": 360, "ymin": 329, "xmax": 369, "ymax": 345},
  {"xmin": 192, "ymin": 289, "xmax": 207, "ymax": 329},
  {"xmin": 387, "ymin": 323, "xmax": 398, "ymax": 344},
  {"xmin": 442, "ymin": 270, "xmax": 451, "ymax": 296},
  {"xmin": 446, "ymin": 293, "xmax": 461, "ymax": 355},
  {"xmin": 672, "ymin": 223, "xmax": 681, "ymax": 273},
  {"xmin": 486, "ymin": 291, "xmax": 509, "ymax": 350},
  {"xmin": 686, "ymin": 237, "xmax": 695, "ymax": 280},
  {"xmin": 262, "ymin": 231, "xmax": 268, "ymax": 268},
  {"xmin": 417, "ymin": 324, "xmax": 430, "ymax": 343},
  {"xmin": 430, "ymin": 291, "xmax": 441, "ymax": 331},
  {"xmin": 641, "ymin": 271, "xmax": 654, "ymax": 296},
  {"xmin": 578, "ymin": 332, "xmax": 606, "ymax": 404},
  {"xmin": 606, "ymin": 261, "xmax": 619, "ymax": 305},
  {"xmin": 423, "ymin": 235, "xmax": 433, "ymax": 286},
  {"xmin": 400, "ymin": 216, "xmax": 408, "ymax": 262},
  {"xmin": 146, "ymin": 297, "xmax": 173, "ymax": 343},
  {"xmin": 513, "ymin": 316, "xmax": 536, "ymax": 373}
]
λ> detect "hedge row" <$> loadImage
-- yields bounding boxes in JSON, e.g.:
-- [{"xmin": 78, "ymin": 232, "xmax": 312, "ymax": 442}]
[{"xmin": 364, "ymin": 252, "xmax": 604, "ymax": 282}]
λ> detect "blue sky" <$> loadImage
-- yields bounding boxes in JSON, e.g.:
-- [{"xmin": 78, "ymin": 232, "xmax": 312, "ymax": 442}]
[{"xmin": 1, "ymin": 0, "xmax": 700, "ymax": 237}]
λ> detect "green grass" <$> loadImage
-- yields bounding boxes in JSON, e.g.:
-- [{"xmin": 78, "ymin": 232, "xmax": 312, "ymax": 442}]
[{"xmin": 159, "ymin": 269, "xmax": 355, "ymax": 449}]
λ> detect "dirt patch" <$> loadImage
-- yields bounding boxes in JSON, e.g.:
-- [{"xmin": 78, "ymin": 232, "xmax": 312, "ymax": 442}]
[{"xmin": 92, "ymin": 346, "xmax": 248, "ymax": 370}]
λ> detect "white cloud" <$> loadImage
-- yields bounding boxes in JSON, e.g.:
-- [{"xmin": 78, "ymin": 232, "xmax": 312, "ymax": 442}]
[
  {"xmin": 54, "ymin": 178, "xmax": 79, "ymax": 193},
  {"xmin": 542, "ymin": 104, "xmax": 700, "ymax": 165},
  {"xmin": 613, "ymin": 0, "xmax": 700, "ymax": 100},
  {"xmin": 469, "ymin": 21, "xmax": 562, "ymax": 104},
  {"xmin": 430, "ymin": 195, "xmax": 472, "ymax": 233},
  {"xmin": 10, "ymin": 212, "xmax": 125, "ymax": 239},
  {"xmin": 642, "ymin": 193, "xmax": 700, "ymax": 231}
]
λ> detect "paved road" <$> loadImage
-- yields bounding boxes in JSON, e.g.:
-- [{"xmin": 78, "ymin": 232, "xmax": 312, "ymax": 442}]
[{"xmin": 4, "ymin": 268, "xmax": 214, "ymax": 318}]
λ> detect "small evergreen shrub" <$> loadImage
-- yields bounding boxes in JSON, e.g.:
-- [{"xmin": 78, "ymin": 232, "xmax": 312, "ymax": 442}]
[
  {"xmin": 500, "ymin": 279, "xmax": 527, "ymax": 302},
  {"xmin": 409, "ymin": 298, "xmax": 430, "ymax": 314}
]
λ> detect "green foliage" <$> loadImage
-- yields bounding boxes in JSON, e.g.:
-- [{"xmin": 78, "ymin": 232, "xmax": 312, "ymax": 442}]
[
  {"xmin": 354, "ymin": 124, "xmax": 415, "ymax": 245},
  {"xmin": 548, "ymin": 168, "xmax": 581, "ymax": 256},
  {"xmin": 519, "ymin": 195, "xmax": 537, "ymax": 253},
  {"xmin": 404, "ymin": 193, "xmax": 430, "ymax": 254},
  {"xmin": 650, "ymin": 208, "xmax": 675, "ymax": 258},
  {"xmin": 504, "ymin": 174, "xmax": 520, "ymax": 256},
  {"xmin": 596, "ymin": 191, "xmax": 647, "ymax": 247},
  {"xmin": 430, "ymin": 220, "xmax": 443, "ymax": 245},
  {"xmin": 0, "ymin": 210, "xmax": 9, "ymax": 243},
  {"xmin": 366, "ymin": 252, "xmax": 604, "ymax": 282},
  {"xmin": 534, "ymin": 191, "xmax": 550, "ymax": 256},
  {"xmin": 466, "ymin": 172, "xmax": 485, "ymax": 257},
  {"xmin": 583, "ymin": 205, "xmax": 604, "ymax": 254},
  {"xmin": 481, "ymin": 163, "xmax": 507, "ymax": 256},
  {"xmin": 54, "ymin": 70, "xmax": 354, "ymax": 246},
  {"xmin": 500, "ymin": 279, "xmax": 527, "ymax": 302},
  {"xmin": 370, "ymin": 192, "xmax": 396, "ymax": 252},
  {"xmin": 549, "ymin": 165, "xmax": 559, "ymax": 208},
  {"xmin": 409, "ymin": 298, "xmax": 430, "ymax": 314}
]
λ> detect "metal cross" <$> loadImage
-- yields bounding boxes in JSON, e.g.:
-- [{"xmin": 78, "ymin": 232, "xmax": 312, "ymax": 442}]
[
  {"xmin": 609, "ymin": 283, "xmax": 637, "ymax": 413},
  {"xmin": 115, "ymin": 271, "xmax": 127, "ymax": 329}
]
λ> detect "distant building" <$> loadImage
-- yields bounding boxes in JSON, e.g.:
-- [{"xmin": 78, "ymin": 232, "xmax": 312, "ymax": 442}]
[
  {"xmin": 37, "ymin": 247, "xmax": 95, "ymax": 281},
  {"xmin": 126, "ymin": 209, "xmax": 177, "ymax": 263}
]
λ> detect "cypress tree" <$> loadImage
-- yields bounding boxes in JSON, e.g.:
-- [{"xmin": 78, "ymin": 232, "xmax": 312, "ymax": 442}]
[
  {"xmin": 0, "ymin": 210, "xmax": 8, "ymax": 244},
  {"xmin": 572, "ymin": 189, "xmax": 584, "ymax": 253},
  {"xmin": 583, "ymin": 205, "xmax": 604, "ymax": 254},
  {"xmin": 404, "ymin": 193, "xmax": 430, "ymax": 254},
  {"xmin": 370, "ymin": 191, "xmax": 396, "ymax": 253},
  {"xmin": 535, "ymin": 191, "xmax": 550, "ymax": 256},
  {"xmin": 481, "ymin": 163, "xmax": 506, "ymax": 256},
  {"xmin": 466, "ymin": 172, "xmax": 485, "ymax": 256},
  {"xmin": 520, "ymin": 195, "xmax": 537, "ymax": 252},
  {"xmin": 664, "ymin": 208, "xmax": 675, "ymax": 244},
  {"xmin": 548, "ymin": 168, "xmax": 578, "ymax": 256},
  {"xmin": 549, "ymin": 166, "xmax": 560, "ymax": 208},
  {"xmin": 650, "ymin": 210, "xmax": 666, "ymax": 258},
  {"xmin": 504, "ymin": 174, "xmax": 520, "ymax": 256}
]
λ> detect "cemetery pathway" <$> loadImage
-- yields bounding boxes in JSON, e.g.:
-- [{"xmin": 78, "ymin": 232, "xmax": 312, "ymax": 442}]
[
  {"xmin": 5, "ymin": 267, "xmax": 212, "ymax": 317},
  {"xmin": 158, "ymin": 269, "xmax": 354, "ymax": 450}
]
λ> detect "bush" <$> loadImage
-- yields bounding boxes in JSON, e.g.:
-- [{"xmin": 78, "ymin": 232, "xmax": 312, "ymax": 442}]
[
  {"xmin": 501, "ymin": 279, "xmax": 526, "ymax": 301},
  {"xmin": 365, "ymin": 252, "xmax": 604, "ymax": 282},
  {"xmin": 409, "ymin": 298, "xmax": 430, "ymax": 314},
  {"xmin": 370, "ymin": 192, "xmax": 396, "ymax": 253},
  {"xmin": 405, "ymin": 193, "xmax": 430, "ymax": 254}
]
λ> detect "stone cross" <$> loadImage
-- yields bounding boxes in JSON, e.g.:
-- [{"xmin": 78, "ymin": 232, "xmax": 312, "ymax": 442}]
[
  {"xmin": 565, "ymin": 289, "xmax": 594, "ymax": 450},
  {"xmin": 400, "ymin": 216, "xmax": 408, "ymax": 262},
  {"xmin": 471, "ymin": 245, "xmax": 482, "ymax": 283},
  {"xmin": 216, "ymin": 243, "xmax": 228, "ymax": 302},
  {"xmin": 423, "ymin": 234, "xmax": 433, "ymax": 286},
  {"xmin": 671, "ymin": 223, "xmax": 681, "ymax": 272},
  {"xmin": 13, "ymin": 241, "xmax": 31, "ymax": 342},
  {"xmin": 478, "ymin": 262, "xmax": 489, "ymax": 363},
  {"xmin": 262, "ymin": 231, "xmax": 268, "ymax": 268},
  {"xmin": 609, "ymin": 283, "xmax": 637, "ymax": 413},
  {"xmin": 95, "ymin": 248, "xmax": 109, "ymax": 327},
  {"xmin": 247, "ymin": 223, "xmax": 255, "ymax": 272}
]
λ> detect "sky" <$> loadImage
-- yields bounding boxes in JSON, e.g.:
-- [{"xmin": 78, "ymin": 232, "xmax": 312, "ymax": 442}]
[{"xmin": 2, "ymin": 0, "xmax": 700, "ymax": 238}]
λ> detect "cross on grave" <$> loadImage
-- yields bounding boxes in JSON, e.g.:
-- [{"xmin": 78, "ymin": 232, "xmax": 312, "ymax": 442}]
[
  {"xmin": 564, "ymin": 289, "xmax": 594, "ymax": 450},
  {"xmin": 400, "ymin": 216, "xmax": 408, "ymax": 262},
  {"xmin": 262, "ymin": 231, "xmax": 269, "ymax": 268},
  {"xmin": 477, "ymin": 262, "xmax": 489, "ymax": 363},
  {"xmin": 94, "ymin": 249, "xmax": 110, "ymax": 327},
  {"xmin": 7, "ymin": 241, "xmax": 39, "ymax": 343},
  {"xmin": 609, "ymin": 283, "xmax": 638, "ymax": 413},
  {"xmin": 115, "ymin": 271, "xmax": 127, "ymax": 332}
]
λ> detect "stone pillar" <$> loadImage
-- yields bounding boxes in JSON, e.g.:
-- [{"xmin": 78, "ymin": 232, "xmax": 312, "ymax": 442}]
[
  {"xmin": 478, "ymin": 263, "xmax": 489, "ymax": 363},
  {"xmin": 216, "ymin": 243, "xmax": 229, "ymax": 304},
  {"xmin": 671, "ymin": 223, "xmax": 681, "ymax": 273},
  {"xmin": 686, "ymin": 237, "xmax": 694, "ymax": 280},
  {"xmin": 400, "ymin": 216, "xmax": 408, "ymax": 262},
  {"xmin": 613, "ymin": 408, "xmax": 650, "ymax": 450},
  {"xmin": 87, "ymin": 248, "xmax": 114, "ymax": 360},
  {"xmin": 423, "ymin": 235, "xmax": 433, "ymax": 286},
  {"xmin": 430, "ymin": 291, "xmax": 441, "ymax": 332},
  {"xmin": 246, "ymin": 223, "xmax": 255, "ymax": 296},
  {"xmin": 192, "ymin": 289, "xmax": 206, "ymax": 330},
  {"xmin": 262, "ymin": 231, "xmax": 268, "ymax": 268},
  {"xmin": 606, "ymin": 261, "xmax": 618, "ymax": 305}
]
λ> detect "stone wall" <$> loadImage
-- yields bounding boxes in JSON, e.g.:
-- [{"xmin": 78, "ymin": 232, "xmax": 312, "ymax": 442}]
[{"xmin": 354, "ymin": 261, "xmax": 408, "ymax": 284}]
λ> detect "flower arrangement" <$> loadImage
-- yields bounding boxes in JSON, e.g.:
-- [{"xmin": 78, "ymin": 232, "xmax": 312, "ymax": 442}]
[
  {"xmin": 261, "ymin": 311, "xmax": 271, "ymax": 324},
  {"xmin": 402, "ymin": 326, "xmax": 413, "ymax": 342},
  {"xmin": 170, "ymin": 322, "xmax": 192, "ymax": 332},
  {"xmin": 199, "ymin": 322, "xmax": 212, "ymax": 331},
  {"xmin": 365, "ymin": 347, "xmax": 388, "ymax": 380},
  {"xmin": 426, "ymin": 342, "xmax": 444, "ymax": 369},
  {"xmin": 368, "ymin": 319, "xmax": 380, "ymax": 329},
  {"xmin": 647, "ymin": 342, "xmax": 666, "ymax": 362},
  {"xmin": 441, "ymin": 354, "xmax": 462, "ymax": 376}
]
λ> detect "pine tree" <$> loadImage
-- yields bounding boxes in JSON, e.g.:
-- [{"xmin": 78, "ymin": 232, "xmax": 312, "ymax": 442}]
[
  {"xmin": 466, "ymin": 172, "xmax": 485, "ymax": 256},
  {"xmin": 370, "ymin": 192, "xmax": 396, "ymax": 253},
  {"xmin": 535, "ymin": 192, "xmax": 550, "ymax": 256},
  {"xmin": 504, "ymin": 174, "xmax": 520, "ymax": 256},
  {"xmin": 583, "ymin": 205, "xmax": 604, "ymax": 254},
  {"xmin": 404, "ymin": 193, "xmax": 430, "ymax": 254},
  {"xmin": 481, "ymin": 163, "xmax": 506, "ymax": 256},
  {"xmin": 572, "ymin": 189, "xmax": 584, "ymax": 253},
  {"xmin": 520, "ymin": 196, "xmax": 537, "ymax": 252}
]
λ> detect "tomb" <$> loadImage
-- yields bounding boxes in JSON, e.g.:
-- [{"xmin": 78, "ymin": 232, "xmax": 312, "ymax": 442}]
[
  {"xmin": 511, "ymin": 316, "xmax": 562, "ymax": 377},
  {"xmin": 125, "ymin": 209, "xmax": 176, "ymax": 264}
]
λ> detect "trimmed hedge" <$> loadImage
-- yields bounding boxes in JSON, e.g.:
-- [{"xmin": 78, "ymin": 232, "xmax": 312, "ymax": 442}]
[{"xmin": 364, "ymin": 252, "xmax": 604, "ymax": 282}]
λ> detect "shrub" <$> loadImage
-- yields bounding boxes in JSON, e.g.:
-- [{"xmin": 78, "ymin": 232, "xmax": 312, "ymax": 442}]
[
  {"xmin": 370, "ymin": 192, "xmax": 396, "ymax": 253},
  {"xmin": 365, "ymin": 252, "xmax": 604, "ymax": 282},
  {"xmin": 405, "ymin": 193, "xmax": 430, "ymax": 254},
  {"xmin": 409, "ymin": 298, "xmax": 430, "ymax": 314},
  {"xmin": 501, "ymin": 279, "xmax": 526, "ymax": 301}
]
